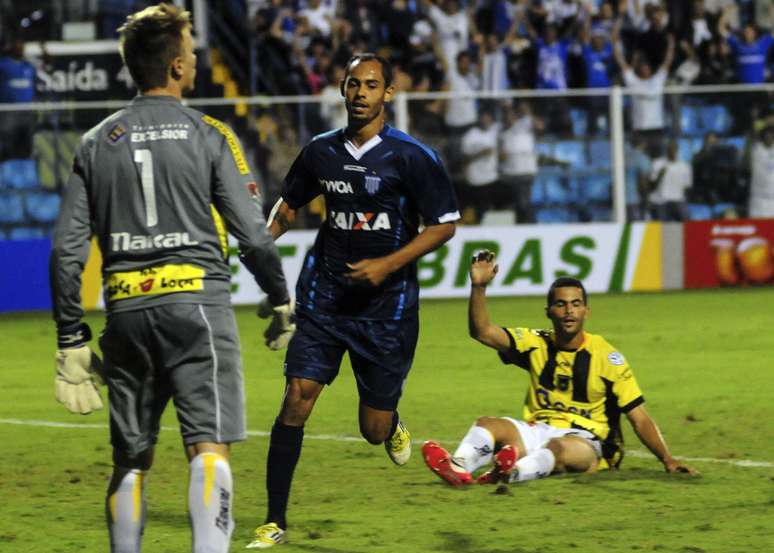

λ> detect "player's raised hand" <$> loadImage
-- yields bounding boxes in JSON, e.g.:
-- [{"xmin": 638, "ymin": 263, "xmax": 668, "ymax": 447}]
[
  {"xmin": 470, "ymin": 250, "xmax": 498, "ymax": 287},
  {"xmin": 664, "ymin": 459, "xmax": 700, "ymax": 476},
  {"xmin": 346, "ymin": 258, "xmax": 393, "ymax": 287}
]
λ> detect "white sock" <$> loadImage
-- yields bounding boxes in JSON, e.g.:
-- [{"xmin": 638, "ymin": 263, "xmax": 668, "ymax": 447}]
[
  {"xmin": 106, "ymin": 468, "xmax": 146, "ymax": 553},
  {"xmin": 189, "ymin": 452, "xmax": 234, "ymax": 553},
  {"xmin": 510, "ymin": 448, "xmax": 556, "ymax": 482},
  {"xmin": 452, "ymin": 424, "xmax": 495, "ymax": 473}
]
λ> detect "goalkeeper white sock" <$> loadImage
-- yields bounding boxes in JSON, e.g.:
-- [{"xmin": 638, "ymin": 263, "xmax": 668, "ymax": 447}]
[
  {"xmin": 106, "ymin": 468, "xmax": 146, "ymax": 553},
  {"xmin": 510, "ymin": 448, "xmax": 556, "ymax": 483},
  {"xmin": 452, "ymin": 424, "xmax": 495, "ymax": 473},
  {"xmin": 188, "ymin": 452, "xmax": 233, "ymax": 553}
]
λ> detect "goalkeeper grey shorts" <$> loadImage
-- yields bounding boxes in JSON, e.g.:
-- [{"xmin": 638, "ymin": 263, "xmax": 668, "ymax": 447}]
[{"xmin": 99, "ymin": 303, "xmax": 246, "ymax": 457}]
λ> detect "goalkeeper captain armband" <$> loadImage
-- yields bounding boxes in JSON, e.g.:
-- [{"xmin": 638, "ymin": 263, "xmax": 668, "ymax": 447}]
[{"xmin": 57, "ymin": 322, "xmax": 92, "ymax": 349}]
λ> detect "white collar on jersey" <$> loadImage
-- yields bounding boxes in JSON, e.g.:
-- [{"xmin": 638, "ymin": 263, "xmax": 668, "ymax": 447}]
[{"xmin": 344, "ymin": 134, "xmax": 383, "ymax": 161}]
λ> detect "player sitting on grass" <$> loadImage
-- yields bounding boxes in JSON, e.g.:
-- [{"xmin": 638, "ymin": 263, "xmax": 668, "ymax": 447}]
[{"xmin": 422, "ymin": 250, "xmax": 698, "ymax": 486}]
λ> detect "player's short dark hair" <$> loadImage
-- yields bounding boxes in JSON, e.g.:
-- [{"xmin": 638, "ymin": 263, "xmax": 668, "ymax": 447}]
[
  {"xmin": 547, "ymin": 277, "xmax": 588, "ymax": 306},
  {"xmin": 344, "ymin": 53, "xmax": 393, "ymax": 88},
  {"xmin": 118, "ymin": 3, "xmax": 191, "ymax": 92}
]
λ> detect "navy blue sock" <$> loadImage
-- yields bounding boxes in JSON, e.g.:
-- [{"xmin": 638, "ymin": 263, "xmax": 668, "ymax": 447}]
[{"xmin": 265, "ymin": 419, "xmax": 304, "ymax": 530}]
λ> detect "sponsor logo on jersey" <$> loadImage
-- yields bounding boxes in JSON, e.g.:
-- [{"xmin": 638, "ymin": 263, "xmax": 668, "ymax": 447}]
[
  {"xmin": 110, "ymin": 231, "xmax": 199, "ymax": 252},
  {"xmin": 246, "ymin": 181, "xmax": 260, "ymax": 198},
  {"xmin": 364, "ymin": 174, "xmax": 381, "ymax": 195},
  {"xmin": 107, "ymin": 124, "xmax": 126, "ymax": 144},
  {"xmin": 343, "ymin": 164, "xmax": 367, "ymax": 173},
  {"xmin": 536, "ymin": 388, "xmax": 592, "ymax": 419},
  {"xmin": 607, "ymin": 352, "xmax": 625, "ymax": 366},
  {"xmin": 131, "ymin": 127, "xmax": 189, "ymax": 142},
  {"xmin": 105, "ymin": 264, "xmax": 204, "ymax": 301},
  {"xmin": 328, "ymin": 210, "xmax": 391, "ymax": 231},
  {"xmin": 320, "ymin": 178, "xmax": 354, "ymax": 194}
]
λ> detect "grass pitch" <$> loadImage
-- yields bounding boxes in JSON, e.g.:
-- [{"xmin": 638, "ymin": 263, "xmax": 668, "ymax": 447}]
[{"xmin": 2, "ymin": 288, "xmax": 773, "ymax": 553}]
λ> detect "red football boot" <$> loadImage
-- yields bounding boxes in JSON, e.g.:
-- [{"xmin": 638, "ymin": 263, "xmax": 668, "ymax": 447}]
[
  {"xmin": 421, "ymin": 441, "xmax": 473, "ymax": 486},
  {"xmin": 477, "ymin": 444, "xmax": 519, "ymax": 484}
]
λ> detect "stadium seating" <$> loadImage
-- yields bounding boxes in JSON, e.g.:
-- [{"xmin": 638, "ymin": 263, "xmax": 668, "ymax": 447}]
[
  {"xmin": 0, "ymin": 193, "xmax": 24, "ymax": 223},
  {"xmin": 535, "ymin": 141, "xmax": 554, "ymax": 160},
  {"xmin": 713, "ymin": 202, "xmax": 737, "ymax": 218},
  {"xmin": 553, "ymin": 141, "xmax": 586, "ymax": 169},
  {"xmin": 699, "ymin": 105, "xmax": 732, "ymax": 134},
  {"xmin": 724, "ymin": 135, "xmax": 746, "ymax": 153},
  {"xmin": 25, "ymin": 192, "xmax": 61, "ymax": 223},
  {"xmin": 587, "ymin": 205, "xmax": 612, "ymax": 221},
  {"xmin": 588, "ymin": 139, "xmax": 611, "ymax": 169},
  {"xmin": 579, "ymin": 173, "xmax": 612, "ymax": 203},
  {"xmin": 569, "ymin": 109, "xmax": 588, "ymax": 137},
  {"xmin": 544, "ymin": 174, "xmax": 578, "ymax": 205},
  {"xmin": 33, "ymin": 130, "xmax": 81, "ymax": 190},
  {"xmin": 686, "ymin": 203, "xmax": 713, "ymax": 220},
  {"xmin": 677, "ymin": 138, "xmax": 701, "ymax": 162},
  {"xmin": 680, "ymin": 105, "xmax": 701, "ymax": 136},
  {"xmin": 535, "ymin": 207, "xmax": 580, "ymax": 223},
  {"xmin": 1, "ymin": 159, "xmax": 39, "ymax": 190},
  {"xmin": 9, "ymin": 226, "xmax": 47, "ymax": 240}
]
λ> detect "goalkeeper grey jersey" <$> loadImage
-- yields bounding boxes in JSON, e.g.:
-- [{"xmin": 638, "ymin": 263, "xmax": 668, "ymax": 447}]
[{"xmin": 50, "ymin": 94, "xmax": 289, "ymax": 327}]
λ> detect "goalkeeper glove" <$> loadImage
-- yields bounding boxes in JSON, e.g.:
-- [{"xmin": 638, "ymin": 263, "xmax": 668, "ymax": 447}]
[
  {"xmin": 55, "ymin": 323, "xmax": 104, "ymax": 415},
  {"xmin": 257, "ymin": 297, "xmax": 296, "ymax": 350}
]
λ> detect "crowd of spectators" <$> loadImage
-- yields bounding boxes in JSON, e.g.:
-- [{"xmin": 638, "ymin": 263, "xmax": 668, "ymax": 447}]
[
  {"xmin": 247, "ymin": 0, "xmax": 774, "ymax": 223},
  {"xmin": 1, "ymin": 0, "xmax": 773, "ymax": 232}
]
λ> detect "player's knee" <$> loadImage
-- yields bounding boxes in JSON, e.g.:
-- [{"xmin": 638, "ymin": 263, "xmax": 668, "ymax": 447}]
[
  {"xmin": 545, "ymin": 439, "xmax": 567, "ymax": 471},
  {"xmin": 280, "ymin": 393, "xmax": 316, "ymax": 425},
  {"xmin": 359, "ymin": 421, "xmax": 390, "ymax": 444},
  {"xmin": 474, "ymin": 416, "xmax": 499, "ymax": 430}
]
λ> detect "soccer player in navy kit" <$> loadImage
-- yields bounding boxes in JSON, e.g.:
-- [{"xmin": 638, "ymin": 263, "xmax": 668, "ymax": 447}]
[{"xmin": 247, "ymin": 54, "xmax": 460, "ymax": 548}]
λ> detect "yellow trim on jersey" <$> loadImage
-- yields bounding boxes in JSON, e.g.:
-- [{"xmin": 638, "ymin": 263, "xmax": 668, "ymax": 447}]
[
  {"xmin": 210, "ymin": 204, "xmax": 229, "ymax": 259},
  {"xmin": 80, "ymin": 237, "xmax": 103, "ymax": 309},
  {"xmin": 202, "ymin": 115, "xmax": 249, "ymax": 175},
  {"xmin": 105, "ymin": 264, "xmax": 205, "ymax": 301}
]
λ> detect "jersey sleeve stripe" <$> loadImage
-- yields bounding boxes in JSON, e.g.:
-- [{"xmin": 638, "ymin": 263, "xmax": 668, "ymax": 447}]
[
  {"xmin": 620, "ymin": 396, "xmax": 645, "ymax": 413},
  {"xmin": 202, "ymin": 115, "xmax": 250, "ymax": 175},
  {"xmin": 210, "ymin": 205, "xmax": 229, "ymax": 260},
  {"xmin": 438, "ymin": 211, "xmax": 461, "ymax": 223}
]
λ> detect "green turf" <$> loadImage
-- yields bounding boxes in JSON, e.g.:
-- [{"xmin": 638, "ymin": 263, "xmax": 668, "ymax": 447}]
[{"xmin": 2, "ymin": 288, "xmax": 773, "ymax": 553}]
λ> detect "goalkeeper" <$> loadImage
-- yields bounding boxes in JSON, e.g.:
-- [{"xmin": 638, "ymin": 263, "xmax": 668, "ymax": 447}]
[
  {"xmin": 422, "ymin": 251, "xmax": 698, "ymax": 486},
  {"xmin": 48, "ymin": 5, "xmax": 293, "ymax": 553}
]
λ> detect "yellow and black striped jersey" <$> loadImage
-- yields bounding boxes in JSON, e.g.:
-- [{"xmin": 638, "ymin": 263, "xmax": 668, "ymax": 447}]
[{"xmin": 499, "ymin": 327, "xmax": 644, "ymax": 464}]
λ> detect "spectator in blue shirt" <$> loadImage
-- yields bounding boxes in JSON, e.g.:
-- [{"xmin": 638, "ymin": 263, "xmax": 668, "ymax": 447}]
[
  {"xmin": 0, "ymin": 38, "xmax": 36, "ymax": 160},
  {"xmin": 718, "ymin": 5, "xmax": 774, "ymax": 84},
  {"xmin": 0, "ymin": 38, "xmax": 35, "ymax": 103},
  {"xmin": 520, "ymin": 15, "xmax": 573, "ymax": 134},
  {"xmin": 580, "ymin": 15, "xmax": 614, "ymax": 134}
]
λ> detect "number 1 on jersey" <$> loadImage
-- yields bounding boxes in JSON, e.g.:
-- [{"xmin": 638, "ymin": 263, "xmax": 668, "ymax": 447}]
[{"xmin": 134, "ymin": 149, "xmax": 158, "ymax": 227}]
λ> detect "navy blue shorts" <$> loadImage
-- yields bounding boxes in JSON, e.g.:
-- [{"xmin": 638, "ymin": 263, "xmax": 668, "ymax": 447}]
[{"xmin": 284, "ymin": 311, "xmax": 419, "ymax": 411}]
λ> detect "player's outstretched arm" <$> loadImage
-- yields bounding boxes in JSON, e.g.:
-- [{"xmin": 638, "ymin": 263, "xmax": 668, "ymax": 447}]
[
  {"xmin": 346, "ymin": 222, "xmax": 455, "ymax": 287},
  {"xmin": 626, "ymin": 405, "xmax": 699, "ymax": 476},
  {"xmin": 468, "ymin": 250, "xmax": 511, "ymax": 352}
]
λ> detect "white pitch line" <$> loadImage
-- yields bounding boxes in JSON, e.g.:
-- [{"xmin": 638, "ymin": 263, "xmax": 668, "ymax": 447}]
[{"xmin": 2, "ymin": 418, "xmax": 772, "ymax": 469}]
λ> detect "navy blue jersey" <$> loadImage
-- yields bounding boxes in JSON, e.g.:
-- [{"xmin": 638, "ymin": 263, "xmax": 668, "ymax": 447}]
[{"xmin": 282, "ymin": 124, "xmax": 460, "ymax": 320}]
